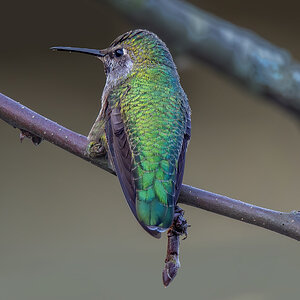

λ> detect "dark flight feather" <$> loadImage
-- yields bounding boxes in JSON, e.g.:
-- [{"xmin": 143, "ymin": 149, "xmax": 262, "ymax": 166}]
[
  {"xmin": 174, "ymin": 114, "xmax": 191, "ymax": 204},
  {"xmin": 105, "ymin": 106, "xmax": 161, "ymax": 238}
]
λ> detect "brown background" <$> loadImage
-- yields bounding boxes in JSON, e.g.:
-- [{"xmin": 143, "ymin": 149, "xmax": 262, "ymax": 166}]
[{"xmin": 1, "ymin": 1, "xmax": 300, "ymax": 299}]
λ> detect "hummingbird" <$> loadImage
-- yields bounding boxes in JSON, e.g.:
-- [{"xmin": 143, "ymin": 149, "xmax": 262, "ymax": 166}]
[{"xmin": 51, "ymin": 30, "xmax": 191, "ymax": 238}]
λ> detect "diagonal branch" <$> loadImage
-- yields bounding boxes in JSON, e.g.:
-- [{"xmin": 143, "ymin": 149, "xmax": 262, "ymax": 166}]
[
  {"xmin": 103, "ymin": 0, "xmax": 300, "ymax": 117},
  {"xmin": 1, "ymin": 91, "xmax": 300, "ymax": 241}
]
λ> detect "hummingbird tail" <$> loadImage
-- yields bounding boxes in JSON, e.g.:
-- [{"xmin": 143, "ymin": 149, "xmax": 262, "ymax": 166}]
[{"xmin": 134, "ymin": 159, "xmax": 176, "ymax": 229}]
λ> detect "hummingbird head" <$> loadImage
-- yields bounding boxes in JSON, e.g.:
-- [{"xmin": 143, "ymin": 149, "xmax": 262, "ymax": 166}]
[{"xmin": 51, "ymin": 29, "xmax": 176, "ymax": 87}]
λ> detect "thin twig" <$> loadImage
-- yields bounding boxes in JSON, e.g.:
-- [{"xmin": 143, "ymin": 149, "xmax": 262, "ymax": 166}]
[
  {"xmin": 162, "ymin": 206, "xmax": 189, "ymax": 287},
  {"xmin": 1, "ymin": 92, "xmax": 300, "ymax": 241},
  {"xmin": 103, "ymin": 0, "xmax": 300, "ymax": 117}
]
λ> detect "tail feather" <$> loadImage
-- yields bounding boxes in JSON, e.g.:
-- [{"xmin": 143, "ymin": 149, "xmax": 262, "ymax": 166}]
[{"xmin": 135, "ymin": 158, "xmax": 175, "ymax": 229}]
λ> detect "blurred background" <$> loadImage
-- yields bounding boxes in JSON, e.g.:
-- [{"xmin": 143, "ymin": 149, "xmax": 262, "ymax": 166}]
[{"xmin": 0, "ymin": 1, "xmax": 300, "ymax": 299}]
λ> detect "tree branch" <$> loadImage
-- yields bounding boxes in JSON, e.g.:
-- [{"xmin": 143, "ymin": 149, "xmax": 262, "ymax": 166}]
[
  {"xmin": 103, "ymin": 0, "xmax": 300, "ymax": 117},
  {"xmin": 1, "ymin": 92, "xmax": 300, "ymax": 241}
]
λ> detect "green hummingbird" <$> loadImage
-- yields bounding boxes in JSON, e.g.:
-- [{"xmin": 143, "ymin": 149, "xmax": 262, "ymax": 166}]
[{"xmin": 52, "ymin": 29, "xmax": 191, "ymax": 238}]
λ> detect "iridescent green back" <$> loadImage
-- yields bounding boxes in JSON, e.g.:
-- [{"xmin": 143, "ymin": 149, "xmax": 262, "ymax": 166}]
[{"xmin": 108, "ymin": 30, "xmax": 190, "ymax": 229}]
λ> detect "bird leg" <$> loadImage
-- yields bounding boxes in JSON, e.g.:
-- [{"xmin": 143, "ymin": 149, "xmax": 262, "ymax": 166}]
[
  {"xmin": 86, "ymin": 116, "xmax": 107, "ymax": 158},
  {"xmin": 162, "ymin": 205, "xmax": 189, "ymax": 287},
  {"xmin": 86, "ymin": 141, "xmax": 106, "ymax": 158}
]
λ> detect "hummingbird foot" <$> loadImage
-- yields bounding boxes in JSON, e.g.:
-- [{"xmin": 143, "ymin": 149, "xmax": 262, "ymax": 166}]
[
  {"xmin": 162, "ymin": 205, "xmax": 189, "ymax": 287},
  {"xmin": 86, "ymin": 141, "xmax": 106, "ymax": 158},
  {"xmin": 172, "ymin": 206, "xmax": 190, "ymax": 239}
]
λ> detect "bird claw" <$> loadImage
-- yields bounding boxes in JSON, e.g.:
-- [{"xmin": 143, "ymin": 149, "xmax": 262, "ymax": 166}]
[
  {"xmin": 86, "ymin": 141, "xmax": 106, "ymax": 158},
  {"xmin": 172, "ymin": 206, "xmax": 190, "ymax": 239}
]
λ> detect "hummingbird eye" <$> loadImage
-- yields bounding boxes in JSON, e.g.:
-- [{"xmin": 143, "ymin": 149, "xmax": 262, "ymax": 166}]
[{"xmin": 114, "ymin": 48, "xmax": 124, "ymax": 57}]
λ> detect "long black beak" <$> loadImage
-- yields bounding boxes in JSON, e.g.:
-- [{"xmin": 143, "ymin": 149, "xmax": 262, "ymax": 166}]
[{"xmin": 50, "ymin": 46, "xmax": 105, "ymax": 57}]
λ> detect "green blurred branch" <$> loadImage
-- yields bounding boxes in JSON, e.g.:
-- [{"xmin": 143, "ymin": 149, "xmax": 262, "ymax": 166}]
[
  {"xmin": 1, "ymin": 91, "xmax": 300, "ymax": 242},
  {"xmin": 102, "ymin": 0, "xmax": 300, "ymax": 117}
]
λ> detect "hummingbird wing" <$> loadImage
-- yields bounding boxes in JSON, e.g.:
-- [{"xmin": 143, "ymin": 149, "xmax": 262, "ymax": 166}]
[
  {"xmin": 105, "ymin": 105, "xmax": 161, "ymax": 238},
  {"xmin": 174, "ymin": 113, "xmax": 191, "ymax": 204}
]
